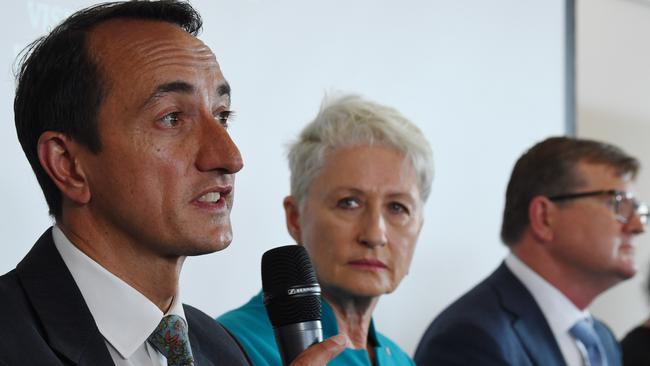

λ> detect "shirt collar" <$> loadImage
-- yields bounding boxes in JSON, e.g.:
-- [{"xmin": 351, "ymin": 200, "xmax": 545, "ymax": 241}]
[
  {"xmin": 52, "ymin": 225, "xmax": 187, "ymax": 359},
  {"xmin": 505, "ymin": 253, "xmax": 590, "ymax": 335}
]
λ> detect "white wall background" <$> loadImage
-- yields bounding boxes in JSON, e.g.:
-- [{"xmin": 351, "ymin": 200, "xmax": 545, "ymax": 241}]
[
  {"xmin": 578, "ymin": 0, "xmax": 650, "ymax": 339},
  {"xmin": 0, "ymin": 0, "xmax": 567, "ymax": 354}
]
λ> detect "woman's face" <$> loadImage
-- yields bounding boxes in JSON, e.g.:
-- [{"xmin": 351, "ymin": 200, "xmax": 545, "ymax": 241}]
[{"xmin": 284, "ymin": 145, "xmax": 424, "ymax": 299}]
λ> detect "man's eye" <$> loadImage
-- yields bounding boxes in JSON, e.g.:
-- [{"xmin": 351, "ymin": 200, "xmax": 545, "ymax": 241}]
[
  {"xmin": 215, "ymin": 110, "xmax": 235, "ymax": 127},
  {"xmin": 159, "ymin": 112, "xmax": 180, "ymax": 128},
  {"xmin": 337, "ymin": 197, "xmax": 360, "ymax": 209}
]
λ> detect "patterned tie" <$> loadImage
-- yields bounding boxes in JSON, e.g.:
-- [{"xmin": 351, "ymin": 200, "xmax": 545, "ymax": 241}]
[
  {"xmin": 147, "ymin": 315, "xmax": 195, "ymax": 366},
  {"xmin": 570, "ymin": 318, "xmax": 607, "ymax": 366}
]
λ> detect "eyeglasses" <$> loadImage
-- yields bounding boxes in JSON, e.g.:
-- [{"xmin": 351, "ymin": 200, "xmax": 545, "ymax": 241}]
[{"xmin": 548, "ymin": 189, "xmax": 649, "ymax": 226}]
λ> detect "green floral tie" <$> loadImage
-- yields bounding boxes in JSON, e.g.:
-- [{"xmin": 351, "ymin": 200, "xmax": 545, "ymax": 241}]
[{"xmin": 147, "ymin": 315, "xmax": 195, "ymax": 366}]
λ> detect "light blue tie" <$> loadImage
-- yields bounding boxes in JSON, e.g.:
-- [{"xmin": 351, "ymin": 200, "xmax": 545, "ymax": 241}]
[{"xmin": 570, "ymin": 318, "xmax": 607, "ymax": 366}]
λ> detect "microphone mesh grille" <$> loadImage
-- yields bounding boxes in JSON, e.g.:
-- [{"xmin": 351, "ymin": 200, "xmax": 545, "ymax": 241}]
[{"xmin": 261, "ymin": 245, "xmax": 321, "ymax": 327}]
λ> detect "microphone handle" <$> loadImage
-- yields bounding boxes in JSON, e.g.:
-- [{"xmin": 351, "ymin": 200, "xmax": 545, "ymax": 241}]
[{"xmin": 274, "ymin": 320, "xmax": 323, "ymax": 365}]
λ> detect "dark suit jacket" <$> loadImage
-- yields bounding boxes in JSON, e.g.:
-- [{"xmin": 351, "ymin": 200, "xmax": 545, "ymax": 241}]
[
  {"xmin": 414, "ymin": 263, "xmax": 621, "ymax": 366},
  {"xmin": 0, "ymin": 229, "xmax": 251, "ymax": 366}
]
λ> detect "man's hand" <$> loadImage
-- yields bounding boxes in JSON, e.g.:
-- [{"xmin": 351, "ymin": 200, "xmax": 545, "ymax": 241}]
[{"xmin": 289, "ymin": 334, "xmax": 349, "ymax": 366}]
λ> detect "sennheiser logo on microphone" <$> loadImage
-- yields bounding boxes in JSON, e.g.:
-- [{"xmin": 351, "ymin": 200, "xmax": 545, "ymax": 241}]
[
  {"xmin": 263, "ymin": 283, "xmax": 322, "ymax": 304},
  {"xmin": 287, "ymin": 285, "xmax": 321, "ymax": 296}
]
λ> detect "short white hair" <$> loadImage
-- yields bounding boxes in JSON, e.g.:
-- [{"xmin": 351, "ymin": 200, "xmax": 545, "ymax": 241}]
[{"xmin": 287, "ymin": 94, "xmax": 434, "ymax": 207}]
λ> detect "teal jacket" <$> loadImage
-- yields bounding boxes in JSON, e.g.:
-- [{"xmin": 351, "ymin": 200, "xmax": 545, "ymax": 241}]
[{"xmin": 217, "ymin": 291, "xmax": 414, "ymax": 365}]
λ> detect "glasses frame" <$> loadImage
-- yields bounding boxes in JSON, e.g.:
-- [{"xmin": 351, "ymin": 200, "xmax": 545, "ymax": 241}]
[{"xmin": 548, "ymin": 189, "xmax": 649, "ymax": 225}]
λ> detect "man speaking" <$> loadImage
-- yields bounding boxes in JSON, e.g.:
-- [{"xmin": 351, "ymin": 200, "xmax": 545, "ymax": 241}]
[{"xmin": 0, "ymin": 1, "xmax": 345, "ymax": 364}]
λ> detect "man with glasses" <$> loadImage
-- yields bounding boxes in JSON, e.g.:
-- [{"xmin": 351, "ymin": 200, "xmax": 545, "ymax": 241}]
[{"xmin": 415, "ymin": 137, "xmax": 646, "ymax": 366}]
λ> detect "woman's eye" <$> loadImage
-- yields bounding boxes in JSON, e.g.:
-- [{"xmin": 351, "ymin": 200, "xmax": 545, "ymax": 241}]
[
  {"xmin": 388, "ymin": 202, "xmax": 409, "ymax": 215},
  {"xmin": 337, "ymin": 197, "xmax": 360, "ymax": 209},
  {"xmin": 159, "ymin": 112, "xmax": 180, "ymax": 128}
]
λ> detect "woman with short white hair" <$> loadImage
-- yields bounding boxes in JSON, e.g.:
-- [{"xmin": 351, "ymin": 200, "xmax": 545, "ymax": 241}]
[{"xmin": 218, "ymin": 94, "xmax": 434, "ymax": 365}]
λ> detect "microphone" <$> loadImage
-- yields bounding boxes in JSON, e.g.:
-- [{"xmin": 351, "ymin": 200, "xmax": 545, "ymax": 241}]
[{"xmin": 262, "ymin": 245, "xmax": 323, "ymax": 365}]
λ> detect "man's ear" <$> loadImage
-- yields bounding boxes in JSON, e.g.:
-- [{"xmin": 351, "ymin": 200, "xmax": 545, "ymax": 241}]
[
  {"xmin": 37, "ymin": 131, "xmax": 91, "ymax": 205},
  {"xmin": 283, "ymin": 196, "xmax": 302, "ymax": 244},
  {"xmin": 528, "ymin": 195, "xmax": 555, "ymax": 243}
]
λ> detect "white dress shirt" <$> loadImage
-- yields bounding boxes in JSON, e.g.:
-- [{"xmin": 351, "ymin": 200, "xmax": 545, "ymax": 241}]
[
  {"xmin": 52, "ymin": 225, "xmax": 188, "ymax": 366},
  {"xmin": 505, "ymin": 254, "xmax": 591, "ymax": 366}
]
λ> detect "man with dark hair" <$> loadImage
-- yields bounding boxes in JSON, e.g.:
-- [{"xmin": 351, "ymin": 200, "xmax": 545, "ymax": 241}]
[
  {"xmin": 0, "ymin": 1, "xmax": 345, "ymax": 364},
  {"xmin": 415, "ymin": 137, "xmax": 647, "ymax": 365}
]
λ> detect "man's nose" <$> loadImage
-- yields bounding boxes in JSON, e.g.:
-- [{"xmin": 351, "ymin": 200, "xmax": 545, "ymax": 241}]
[
  {"xmin": 624, "ymin": 212, "xmax": 646, "ymax": 235},
  {"xmin": 195, "ymin": 113, "xmax": 243, "ymax": 174}
]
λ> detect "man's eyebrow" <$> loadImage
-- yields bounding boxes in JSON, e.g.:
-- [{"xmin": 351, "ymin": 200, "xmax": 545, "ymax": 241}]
[
  {"xmin": 143, "ymin": 81, "xmax": 196, "ymax": 109},
  {"xmin": 142, "ymin": 81, "xmax": 231, "ymax": 110}
]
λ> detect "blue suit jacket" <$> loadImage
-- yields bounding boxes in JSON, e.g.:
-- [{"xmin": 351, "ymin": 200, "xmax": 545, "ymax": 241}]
[
  {"xmin": 414, "ymin": 263, "xmax": 621, "ymax": 366},
  {"xmin": 0, "ymin": 229, "xmax": 251, "ymax": 366}
]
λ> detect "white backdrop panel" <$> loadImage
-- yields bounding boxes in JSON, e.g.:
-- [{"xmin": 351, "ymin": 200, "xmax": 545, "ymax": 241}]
[{"xmin": 0, "ymin": 0, "xmax": 566, "ymax": 354}]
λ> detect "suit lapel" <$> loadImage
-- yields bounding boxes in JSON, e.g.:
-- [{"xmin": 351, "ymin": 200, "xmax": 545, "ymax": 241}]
[
  {"xmin": 16, "ymin": 229, "xmax": 114, "ymax": 366},
  {"xmin": 188, "ymin": 324, "xmax": 215, "ymax": 366},
  {"xmin": 491, "ymin": 263, "xmax": 566, "ymax": 366},
  {"xmin": 184, "ymin": 304, "xmax": 251, "ymax": 365}
]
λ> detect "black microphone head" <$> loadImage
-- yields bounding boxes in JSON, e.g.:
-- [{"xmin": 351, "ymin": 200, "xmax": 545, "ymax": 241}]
[{"xmin": 262, "ymin": 245, "xmax": 321, "ymax": 328}]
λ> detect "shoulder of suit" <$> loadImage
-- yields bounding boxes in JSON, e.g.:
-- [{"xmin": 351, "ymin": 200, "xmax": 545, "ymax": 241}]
[{"xmin": 0, "ymin": 269, "xmax": 31, "ymax": 318}]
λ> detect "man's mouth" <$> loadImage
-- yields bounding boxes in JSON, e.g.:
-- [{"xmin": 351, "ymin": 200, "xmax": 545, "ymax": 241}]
[{"xmin": 197, "ymin": 191, "xmax": 221, "ymax": 203}]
